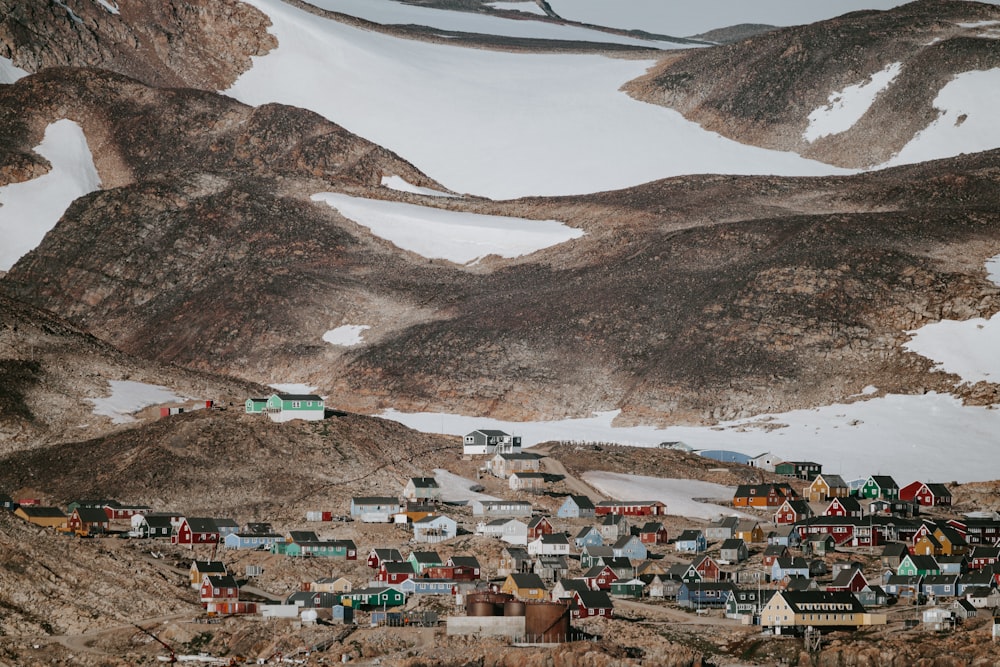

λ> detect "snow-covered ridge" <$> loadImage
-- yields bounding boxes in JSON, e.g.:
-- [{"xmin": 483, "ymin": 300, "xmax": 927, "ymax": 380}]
[
  {"xmin": 0, "ymin": 119, "xmax": 101, "ymax": 271},
  {"xmin": 804, "ymin": 62, "xmax": 902, "ymax": 143},
  {"xmin": 312, "ymin": 192, "xmax": 584, "ymax": 264},
  {"xmin": 88, "ymin": 381, "xmax": 189, "ymax": 424}
]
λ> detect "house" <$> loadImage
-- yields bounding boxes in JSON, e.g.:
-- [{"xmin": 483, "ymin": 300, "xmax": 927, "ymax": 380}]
[
  {"xmin": 200, "ymin": 575, "xmax": 239, "ymax": 607},
  {"xmin": 378, "ymin": 561, "xmax": 416, "ymax": 585},
  {"xmin": 827, "ymin": 568, "xmax": 868, "ymax": 593},
  {"xmin": 763, "ymin": 545, "xmax": 790, "ymax": 567},
  {"xmin": 598, "ymin": 514, "xmax": 630, "ymax": 541},
  {"xmin": 965, "ymin": 586, "xmax": 1000, "ymax": 609},
  {"xmin": 672, "ymin": 528, "xmax": 706, "ymax": 553},
  {"xmin": 900, "ymin": 482, "xmax": 953, "ymax": 507},
  {"xmin": 412, "ymin": 515, "xmax": 457, "ymax": 543},
  {"xmin": 860, "ymin": 475, "xmax": 900, "ymax": 500},
  {"xmin": 501, "ymin": 573, "xmax": 547, "ymax": 600},
  {"xmin": 350, "ymin": 497, "xmax": 401, "ymax": 523},
  {"xmin": 921, "ymin": 575, "xmax": 959, "ymax": 599},
  {"xmin": 14, "ymin": 506, "xmax": 67, "ymax": 530},
  {"xmin": 768, "ymin": 526, "xmax": 801, "ymax": 548},
  {"xmin": 884, "ymin": 575, "xmax": 923, "ymax": 600},
  {"xmin": 725, "ymin": 588, "xmax": 777, "ymax": 619},
  {"xmin": 534, "ymin": 555, "xmax": 570, "ymax": 583},
  {"xmin": 705, "ymin": 516, "xmax": 740, "ymax": 541},
  {"xmin": 804, "ymin": 534, "xmax": 838, "ymax": 556},
  {"xmin": 957, "ymin": 571, "xmax": 995, "ymax": 596},
  {"xmin": 922, "ymin": 607, "xmax": 955, "ymax": 631},
  {"xmin": 594, "ymin": 500, "xmax": 666, "ymax": 517},
  {"xmin": 172, "ymin": 517, "xmax": 220, "ymax": 546},
  {"xmin": 692, "ymin": 555, "xmax": 721, "ymax": 582},
  {"xmin": 774, "ymin": 499, "xmax": 814, "ymax": 525},
  {"xmin": 134, "ymin": 514, "xmax": 173, "ymax": 539},
  {"xmin": 774, "ymin": 461, "xmax": 822, "ymax": 481},
  {"xmin": 190, "ymin": 561, "xmax": 227, "ymax": 588},
  {"xmin": 612, "ymin": 534, "xmax": 647, "ymax": 561},
  {"xmin": 734, "ymin": 520, "xmax": 765, "ymax": 544},
  {"xmin": 951, "ymin": 598, "xmax": 979, "ymax": 620},
  {"xmin": 610, "ymin": 577, "xmax": 645, "ymax": 598},
  {"xmin": 462, "ymin": 429, "xmax": 521, "ymax": 456},
  {"xmin": 471, "ymin": 499, "xmax": 532, "ymax": 518},
  {"xmin": 580, "ymin": 545, "xmax": 615, "ymax": 570},
  {"xmin": 477, "ymin": 518, "xmax": 529, "ymax": 545},
  {"xmin": 572, "ymin": 590, "xmax": 614, "ymax": 618},
  {"xmin": 720, "ymin": 539, "xmax": 749, "ymax": 564},
  {"xmin": 528, "ymin": 533, "xmax": 571, "ymax": 557},
  {"xmin": 552, "ymin": 578, "xmax": 594, "ymax": 602},
  {"xmin": 898, "ymin": 554, "xmax": 940, "ymax": 577},
  {"xmin": 213, "ymin": 518, "xmax": 239, "ymax": 539},
  {"xmin": 286, "ymin": 590, "xmax": 342, "ymax": 609},
  {"xmin": 824, "ymin": 497, "xmax": 863, "ymax": 519},
  {"xmin": 428, "ymin": 556, "xmax": 481, "ymax": 581},
  {"xmin": 582, "ymin": 565, "xmax": 618, "ymax": 591},
  {"xmin": 399, "ymin": 578, "xmax": 456, "ymax": 597},
  {"xmin": 259, "ymin": 393, "xmax": 324, "ymax": 422},
  {"xmin": 856, "ymin": 585, "xmax": 889, "ymax": 608},
  {"xmin": 880, "ymin": 542, "xmax": 909, "ymax": 570},
  {"xmin": 277, "ymin": 539, "xmax": 358, "ymax": 560},
  {"xmin": 223, "ymin": 528, "xmax": 285, "ymax": 550},
  {"xmin": 870, "ymin": 499, "xmax": 918, "ymax": 517},
  {"xmin": 498, "ymin": 547, "xmax": 532, "ymax": 576},
  {"xmin": 244, "ymin": 397, "xmax": 267, "ymax": 414},
  {"xmin": 527, "ymin": 516, "xmax": 554, "ymax": 541},
  {"xmin": 66, "ymin": 507, "xmax": 110, "ymax": 536},
  {"xmin": 403, "ymin": 478, "xmax": 440, "ymax": 503},
  {"xmin": 407, "ymin": 551, "xmax": 443, "ymax": 574},
  {"xmin": 574, "ymin": 526, "xmax": 603, "ymax": 549},
  {"xmin": 749, "ymin": 452, "xmax": 781, "ymax": 471},
  {"xmin": 808, "ymin": 474, "xmax": 850, "ymax": 502},
  {"xmin": 638, "ymin": 522, "xmax": 669, "ymax": 545},
  {"xmin": 677, "ymin": 582, "xmax": 736, "ymax": 609},
  {"xmin": 488, "ymin": 452, "xmax": 543, "ymax": 479},
  {"xmin": 772, "ymin": 558, "xmax": 810, "ymax": 583},
  {"xmin": 732, "ymin": 484, "xmax": 795, "ymax": 508},
  {"xmin": 948, "ymin": 516, "xmax": 1000, "ymax": 545},
  {"xmin": 759, "ymin": 591, "xmax": 884, "ymax": 631},
  {"xmin": 932, "ymin": 525, "xmax": 969, "ymax": 556},
  {"xmin": 510, "ymin": 472, "xmax": 548, "ymax": 492},
  {"xmin": 368, "ymin": 548, "xmax": 404, "ymax": 569},
  {"xmin": 343, "ymin": 586, "xmax": 406, "ymax": 608},
  {"xmin": 311, "ymin": 577, "xmax": 353, "ymax": 594},
  {"xmin": 557, "ymin": 495, "xmax": 595, "ymax": 519},
  {"xmin": 935, "ymin": 554, "xmax": 968, "ymax": 576},
  {"xmin": 970, "ymin": 545, "xmax": 1000, "ymax": 570}
]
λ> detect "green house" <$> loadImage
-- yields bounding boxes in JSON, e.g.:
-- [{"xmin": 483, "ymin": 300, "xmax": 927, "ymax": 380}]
[
  {"xmin": 897, "ymin": 554, "xmax": 940, "ymax": 577},
  {"xmin": 245, "ymin": 398, "xmax": 267, "ymax": 414},
  {"xmin": 859, "ymin": 475, "xmax": 899, "ymax": 500},
  {"xmin": 342, "ymin": 586, "xmax": 405, "ymax": 608},
  {"xmin": 273, "ymin": 539, "xmax": 357, "ymax": 559},
  {"xmin": 610, "ymin": 578, "xmax": 644, "ymax": 599},
  {"xmin": 261, "ymin": 393, "xmax": 325, "ymax": 423}
]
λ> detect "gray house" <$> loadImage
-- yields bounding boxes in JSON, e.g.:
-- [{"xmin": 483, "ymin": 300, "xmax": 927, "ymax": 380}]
[
  {"xmin": 720, "ymin": 538, "xmax": 749, "ymax": 563},
  {"xmin": 557, "ymin": 495, "xmax": 596, "ymax": 519}
]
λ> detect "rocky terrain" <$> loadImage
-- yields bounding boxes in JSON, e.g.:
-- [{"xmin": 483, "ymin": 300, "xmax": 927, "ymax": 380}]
[{"xmin": 626, "ymin": 0, "xmax": 1000, "ymax": 167}]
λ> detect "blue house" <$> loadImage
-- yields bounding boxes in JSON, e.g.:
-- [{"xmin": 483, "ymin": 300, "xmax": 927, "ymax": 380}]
[
  {"xmin": 224, "ymin": 531, "xmax": 286, "ymax": 550},
  {"xmin": 574, "ymin": 526, "xmax": 603, "ymax": 549},
  {"xmin": 558, "ymin": 495, "xmax": 596, "ymax": 519},
  {"xmin": 677, "ymin": 582, "xmax": 736, "ymax": 609},
  {"xmin": 612, "ymin": 535, "xmax": 647, "ymax": 561},
  {"xmin": 399, "ymin": 578, "xmax": 455, "ymax": 596},
  {"xmin": 674, "ymin": 530, "xmax": 706, "ymax": 553},
  {"xmin": 921, "ymin": 575, "xmax": 958, "ymax": 599},
  {"xmin": 771, "ymin": 557, "xmax": 810, "ymax": 582}
]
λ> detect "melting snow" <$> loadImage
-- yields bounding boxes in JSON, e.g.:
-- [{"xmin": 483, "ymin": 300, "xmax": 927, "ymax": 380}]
[
  {"xmin": 312, "ymin": 192, "xmax": 584, "ymax": 263},
  {"xmin": 433, "ymin": 469, "xmax": 499, "ymax": 503},
  {"xmin": 381, "ymin": 175, "xmax": 455, "ymax": 198},
  {"xmin": 883, "ymin": 68, "xmax": 1000, "ymax": 166},
  {"xmin": 94, "ymin": 0, "xmax": 120, "ymax": 14},
  {"xmin": 487, "ymin": 2, "xmax": 547, "ymax": 16},
  {"xmin": 88, "ymin": 381, "xmax": 188, "ymax": 424},
  {"xmin": 269, "ymin": 383, "xmax": 319, "ymax": 394},
  {"xmin": 0, "ymin": 120, "xmax": 101, "ymax": 271},
  {"xmin": 0, "ymin": 56, "xmax": 29, "ymax": 84},
  {"xmin": 804, "ymin": 63, "xmax": 901, "ymax": 142},
  {"xmin": 581, "ymin": 472, "xmax": 749, "ymax": 520},
  {"xmin": 323, "ymin": 324, "xmax": 371, "ymax": 346}
]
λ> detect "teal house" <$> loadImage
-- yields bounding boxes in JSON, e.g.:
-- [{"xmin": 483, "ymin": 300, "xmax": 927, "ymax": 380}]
[
  {"xmin": 860, "ymin": 475, "xmax": 900, "ymax": 500},
  {"xmin": 245, "ymin": 398, "xmax": 268, "ymax": 414},
  {"xmin": 247, "ymin": 393, "xmax": 325, "ymax": 422},
  {"xmin": 343, "ymin": 586, "xmax": 406, "ymax": 609}
]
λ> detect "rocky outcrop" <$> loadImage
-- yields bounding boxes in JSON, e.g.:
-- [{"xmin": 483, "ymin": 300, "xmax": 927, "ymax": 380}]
[{"xmin": 625, "ymin": 0, "xmax": 1000, "ymax": 167}]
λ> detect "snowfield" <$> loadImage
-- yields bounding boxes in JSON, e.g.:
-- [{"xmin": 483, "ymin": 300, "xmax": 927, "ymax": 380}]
[
  {"xmin": 0, "ymin": 120, "xmax": 101, "ymax": 271},
  {"xmin": 229, "ymin": 0, "xmax": 849, "ymax": 199},
  {"xmin": 432, "ymin": 468, "xmax": 499, "ymax": 503},
  {"xmin": 0, "ymin": 56, "xmax": 28, "ymax": 84},
  {"xmin": 268, "ymin": 383, "xmax": 319, "ymax": 394},
  {"xmin": 804, "ymin": 62, "xmax": 902, "ymax": 143},
  {"xmin": 87, "ymin": 380, "xmax": 188, "ymax": 424},
  {"xmin": 323, "ymin": 324, "xmax": 371, "ymax": 347},
  {"xmin": 312, "ymin": 192, "xmax": 584, "ymax": 263},
  {"xmin": 581, "ymin": 472, "xmax": 748, "ymax": 520}
]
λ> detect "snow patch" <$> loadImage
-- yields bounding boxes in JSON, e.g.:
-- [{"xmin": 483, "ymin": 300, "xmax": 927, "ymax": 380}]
[
  {"xmin": 582, "ymin": 472, "xmax": 748, "ymax": 520},
  {"xmin": 323, "ymin": 324, "xmax": 370, "ymax": 347},
  {"xmin": 88, "ymin": 380, "xmax": 188, "ymax": 424},
  {"xmin": 957, "ymin": 20, "xmax": 1000, "ymax": 28},
  {"xmin": 0, "ymin": 120, "xmax": 101, "ymax": 271},
  {"xmin": 987, "ymin": 254, "xmax": 1000, "ymax": 286},
  {"xmin": 381, "ymin": 176, "xmax": 455, "ymax": 198},
  {"xmin": 94, "ymin": 0, "xmax": 120, "ymax": 14},
  {"xmin": 312, "ymin": 192, "xmax": 584, "ymax": 264},
  {"xmin": 804, "ymin": 63, "xmax": 901, "ymax": 142},
  {"xmin": 883, "ymin": 68, "xmax": 1000, "ymax": 166},
  {"xmin": 0, "ymin": 56, "xmax": 29, "ymax": 84},
  {"xmin": 432, "ymin": 469, "xmax": 499, "ymax": 503},
  {"xmin": 380, "ymin": 392, "xmax": 1000, "ymax": 484},
  {"xmin": 269, "ymin": 383, "xmax": 319, "ymax": 394},
  {"xmin": 487, "ymin": 2, "xmax": 547, "ymax": 16}
]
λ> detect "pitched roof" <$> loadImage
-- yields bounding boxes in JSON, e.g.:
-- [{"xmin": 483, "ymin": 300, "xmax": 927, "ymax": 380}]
[
  {"xmin": 74, "ymin": 507, "xmax": 109, "ymax": 523},
  {"xmin": 676, "ymin": 529, "xmax": 703, "ymax": 541},
  {"xmin": 868, "ymin": 475, "xmax": 898, "ymax": 489},
  {"xmin": 275, "ymin": 393, "xmax": 323, "ymax": 401},
  {"xmin": 185, "ymin": 517, "xmax": 220, "ymax": 534},
  {"xmin": 447, "ymin": 556, "xmax": 481, "ymax": 569},
  {"xmin": 408, "ymin": 477, "xmax": 439, "ymax": 488},
  {"xmin": 203, "ymin": 575, "xmax": 239, "ymax": 589},
  {"xmin": 409, "ymin": 551, "xmax": 442, "ymax": 564},
  {"xmin": 575, "ymin": 590, "xmax": 613, "ymax": 609},
  {"xmin": 557, "ymin": 579, "xmax": 592, "ymax": 595},
  {"xmin": 537, "ymin": 533, "xmax": 569, "ymax": 545},
  {"xmin": 193, "ymin": 561, "xmax": 227, "ymax": 574},
  {"xmin": 352, "ymin": 496, "xmax": 399, "ymax": 505},
  {"xmin": 290, "ymin": 530, "xmax": 320, "ymax": 543},
  {"xmin": 816, "ymin": 474, "xmax": 848, "ymax": 488},
  {"xmin": 720, "ymin": 538, "xmax": 746, "ymax": 550},
  {"xmin": 926, "ymin": 483, "xmax": 952, "ymax": 498},
  {"xmin": 566, "ymin": 495, "xmax": 595, "ymax": 510},
  {"xmin": 470, "ymin": 429, "xmax": 511, "ymax": 437},
  {"xmin": 18, "ymin": 506, "xmax": 66, "ymax": 518},
  {"xmin": 508, "ymin": 573, "xmax": 545, "ymax": 589},
  {"xmin": 779, "ymin": 590, "xmax": 865, "ymax": 614}
]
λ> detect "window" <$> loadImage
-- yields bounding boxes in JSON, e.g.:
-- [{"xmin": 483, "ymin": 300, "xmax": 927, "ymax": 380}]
[{"xmin": 292, "ymin": 401, "xmax": 301, "ymax": 408}]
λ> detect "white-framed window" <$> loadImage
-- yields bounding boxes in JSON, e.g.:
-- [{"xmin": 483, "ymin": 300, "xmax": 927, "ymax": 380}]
[{"xmin": 292, "ymin": 401, "xmax": 301, "ymax": 408}]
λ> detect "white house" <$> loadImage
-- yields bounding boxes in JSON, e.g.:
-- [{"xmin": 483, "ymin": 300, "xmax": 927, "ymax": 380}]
[
  {"xmin": 510, "ymin": 472, "xmax": 547, "ymax": 492},
  {"xmin": 477, "ymin": 519, "xmax": 529, "ymax": 545},
  {"xmin": 528, "ymin": 533, "xmax": 571, "ymax": 557},
  {"xmin": 463, "ymin": 429, "xmax": 521, "ymax": 456},
  {"xmin": 412, "ymin": 515, "xmax": 457, "ymax": 543},
  {"xmin": 471, "ymin": 499, "xmax": 533, "ymax": 518}
]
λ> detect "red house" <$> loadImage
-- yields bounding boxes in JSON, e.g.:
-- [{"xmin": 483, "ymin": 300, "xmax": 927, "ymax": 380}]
[
  {"xmin": 200, "ymin": 575, "xmax": 239, "ymax": 607},
  {"xmin": 824, "ymin": 497, "xmax": 863, "ymax": 519},
  {"xmin": 826, "ymin": 568, "xmax": 868, "ymax": 593},
  {"xmin": 773, "ymin": 499, "xmax": 813, "ymax": 525},
  {"xmin": 594, "ymin": 500, "xmax": 666, "ymax": 517},
  {"xmin": 639, "ymin": 522, "xmax": 669, "ymax": 545},
  {"xmin": 582, "ymin": 565, "xmax": 618, "ymax": 591},
  {"xmin": 377, "ymin": 561, "xmax": 415, "ymax": 585},
  {"xmin": 102, "ymin": 501, "xmax": 150, "ymax": 520},
  {"xmin": 67, "ymin": 507, "xmax": 110, "ymax": 536},
  {"xmin": 692, "ymin": 555, "xmax": 721, "ymax": 583},
  {"xmin": 572, "ymin": 591, "xmax": 613, "ymax": 619},
  {"xmin": 527, "ymin": 516, "xmax": 554, "ymax": 541},
  {"xmin": 969, "ymin": 546, "xmax": 1000, "ymax": 570},
  {"xmin": 172, "ymin": 517, "xmax": 220, "ymax": 546},
  {"xmin": 368, "ymin": 548, "xmax": 403, "ymax": 569},
  {"xmin": 900, "ymin": 482, "xmax": 952, "ymax": 507}
]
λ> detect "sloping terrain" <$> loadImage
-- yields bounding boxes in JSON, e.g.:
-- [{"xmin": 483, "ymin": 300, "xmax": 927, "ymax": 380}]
[{"xmin": 626, "ymin": 0, "xmax": 1000, "ymax": 167}]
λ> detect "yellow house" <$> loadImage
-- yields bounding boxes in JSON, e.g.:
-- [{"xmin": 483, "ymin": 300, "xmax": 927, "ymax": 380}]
[
  {"xmin": 189, "ymin": 561, "xmax": 227, "ymax": 589},
  {"xmin": 312, "ymin": 576, "xmax": 353, "ymax": 594},
  {"xmin": 14, "ymin": 506, "xmax": 67, "ymax": 530},
  {"xmin": 734, "ymin": 520, "xmax": 765, "ymax": 544},
  {"xmin": 933, "ymin": 526, "xmax": 969, "ymax": 556},
  {"xmin": 760, "ymin": 591, "xmax": 886, "ymax": 632},
  {"xmin": 807, "ymin": 474, "xmax": 850, "ymax": 502},
  {"xmin": 501, "ymin": 573, "xmax": 547, "ymax": 601}
]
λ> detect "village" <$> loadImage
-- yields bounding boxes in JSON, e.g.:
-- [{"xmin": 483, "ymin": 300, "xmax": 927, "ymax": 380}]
[{"xmin": 4, "ymin": 392, "xmax": 1000, "ymax": 664}]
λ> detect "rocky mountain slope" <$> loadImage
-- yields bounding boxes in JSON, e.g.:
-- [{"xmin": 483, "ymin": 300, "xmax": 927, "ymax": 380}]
[
  {"xmin": 2, "ymin": 66, "xmax": 999, "ymax": 425},
  {"xmin": 626, "ymin": 0, "xmax": 1000, "ymax": 167}
]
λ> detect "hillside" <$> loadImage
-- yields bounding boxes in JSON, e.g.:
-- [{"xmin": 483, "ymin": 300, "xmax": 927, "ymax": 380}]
[{"xmin": 625, "ymin": 0, "xmax": 1000, "ymax": 167}]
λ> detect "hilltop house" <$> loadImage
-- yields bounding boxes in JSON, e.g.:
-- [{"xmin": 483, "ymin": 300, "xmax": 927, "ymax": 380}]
[
  {"xmin": 350, "ymin": 497, "xmax": 401, "ymax": 523},
  {"xmin": 462, "ymin": 429, "xmax": 521, "ymax": 456},
  {"xmin": 248, "ymin": 393, "xmax": 325, "ymax": 422}
]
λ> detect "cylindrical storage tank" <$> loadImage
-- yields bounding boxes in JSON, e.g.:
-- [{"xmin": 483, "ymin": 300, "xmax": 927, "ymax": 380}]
[
  {"xmin": 503, "ymin": 600, "xmax": 526, "ymax": 617},
  {"xmin": 466, "ymin": 601, "xmax": 497, "ymax": 617},
  {"xmin": 524, "ymin": 601, "xmax": 571, "ymax": 644}
]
